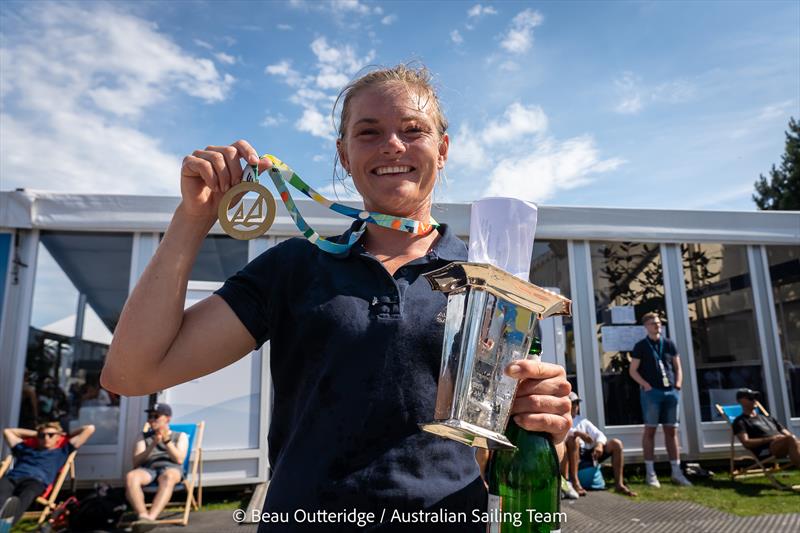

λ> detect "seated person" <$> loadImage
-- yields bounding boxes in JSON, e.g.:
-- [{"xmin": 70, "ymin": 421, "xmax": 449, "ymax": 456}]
[
  {"xmin": 125, "ymin": 403, "xmax": 188, "ymax": 525},
  {"xmin": 0, "ymin": 422, "xmax": 95, "ymax": 526},
  {"xmin": 562, "ymin": 392, "xmax": 637, "ymax": 497},
  {"xmin": 733, "ymin": 388, "xmax": 800, "ymax": 467}
]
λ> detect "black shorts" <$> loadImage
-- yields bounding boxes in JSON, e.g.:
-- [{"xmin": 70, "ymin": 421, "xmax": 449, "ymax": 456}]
[{"xmin": 579, "ymin": 447, "xmax": 612, "ymax": 470}]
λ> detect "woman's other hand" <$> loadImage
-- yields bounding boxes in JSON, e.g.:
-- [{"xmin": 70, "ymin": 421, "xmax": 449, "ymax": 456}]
[{"xmin": 507, "ymin": 360, "xmax": 572, "ymax": 444}]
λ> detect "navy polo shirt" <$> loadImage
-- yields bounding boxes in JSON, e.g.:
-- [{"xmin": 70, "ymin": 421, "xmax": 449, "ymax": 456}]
[
  {"xmin": 215, "ymin": 222, "xmax": 486, "ymax": 532},
  {"xmin": 8, "ymin": 441, "xmax": 75, "ymax": 486},
  {"xmin": 631, "ymin": 336, "xmax": 679, "ymax": 389}
]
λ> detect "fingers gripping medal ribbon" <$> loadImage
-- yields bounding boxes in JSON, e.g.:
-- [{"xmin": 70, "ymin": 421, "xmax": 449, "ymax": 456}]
[{"xmin": 217, "ymin": 152, "xmax": 439, "ymax": 255}]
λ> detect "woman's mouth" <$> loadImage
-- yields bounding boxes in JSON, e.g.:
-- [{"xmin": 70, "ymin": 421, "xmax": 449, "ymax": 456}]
[{"xmin": 372, "ymin": 165, "xmax": 415, "ymax": 176}]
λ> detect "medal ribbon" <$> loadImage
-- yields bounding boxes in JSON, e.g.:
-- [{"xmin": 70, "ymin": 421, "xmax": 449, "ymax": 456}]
[{"xmin": 258, "ymin": 153, "xmax": 439, "ymax": 254}]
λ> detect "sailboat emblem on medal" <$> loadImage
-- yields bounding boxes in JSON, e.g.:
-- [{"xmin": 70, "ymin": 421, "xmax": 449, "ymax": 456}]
[{"xmin": 217, "ymin": 164, "xmax": 277, "ymax": 240}]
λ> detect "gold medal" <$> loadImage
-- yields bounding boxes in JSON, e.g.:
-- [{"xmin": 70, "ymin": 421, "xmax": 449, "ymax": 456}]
[{"xmin": 217, "ymin": 179, "xmax": 277, "ymax": 240}]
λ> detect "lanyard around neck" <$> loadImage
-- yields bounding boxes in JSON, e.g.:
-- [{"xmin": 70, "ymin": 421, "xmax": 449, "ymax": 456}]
[
  {"xmin": 260, "ymin": 154, "xmax": 439, "ymax": 255},
  {"xmin": 648, "ymin": 337, "xmax": 664, "ymax": 360}
]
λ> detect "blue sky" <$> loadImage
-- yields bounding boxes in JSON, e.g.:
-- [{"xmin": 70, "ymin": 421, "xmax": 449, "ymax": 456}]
[{"xmin": 1, "ymin": 0, "xmax": 798, "ymax": 210}]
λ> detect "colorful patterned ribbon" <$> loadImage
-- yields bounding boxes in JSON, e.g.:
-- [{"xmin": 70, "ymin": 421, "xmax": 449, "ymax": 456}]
[{"xmin": 259, "ymin": 153, "xmax": 439, "ymax": 255}]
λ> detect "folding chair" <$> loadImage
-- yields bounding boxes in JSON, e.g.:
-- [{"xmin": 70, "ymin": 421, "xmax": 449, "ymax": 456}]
[
  {"xmin": 141, "ymin": 422, "xmax": 205, "ymax": 526},
  {"xmin": 0, "ymin": 436, "xmax": 79, "ymax": 525},
  {"xmin": 715, "ymin": 402, "xmax": 799, "ymax": 491}
]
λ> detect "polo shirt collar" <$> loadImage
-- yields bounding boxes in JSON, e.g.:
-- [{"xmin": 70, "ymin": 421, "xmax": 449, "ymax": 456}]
[{"xmin": 333, "ymin": 220, "xmax": 467, "ymax": 262}]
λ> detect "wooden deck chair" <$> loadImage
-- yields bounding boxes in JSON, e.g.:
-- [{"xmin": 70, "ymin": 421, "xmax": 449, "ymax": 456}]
[
  {"xmin": 715, "ymin": 402, "xmax": 798, "ymax": 491},
  {"xmin": 0, "ymin": 436, "xmax": 79, "ymax": 525},
  {"xmin": 141, "ymin": 421, "xmax": 205, "ymax": 526}
]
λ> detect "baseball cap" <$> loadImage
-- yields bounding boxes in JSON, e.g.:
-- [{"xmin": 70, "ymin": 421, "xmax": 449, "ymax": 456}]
[
  {"xmin": 568, "ymin": 392, "xmax": 582, "ymax": 403},
  {"xmin": 735, "ymin": 388, "xmax": 760, "ymax": 401},
  {"xmin": 145, "ymin": 402, "xmax": 172, "ymax": 417}
]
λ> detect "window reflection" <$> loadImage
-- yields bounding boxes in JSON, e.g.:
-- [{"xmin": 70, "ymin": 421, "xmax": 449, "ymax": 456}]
[
  {"xmin": 766, "ymin": 245, "xmax": 800, "ymax": 417},
  {"xmin": 20, "ymin": 232, "xmax": 131, "ymax": 444},
  {"xmin": 529, "ymin": 240, "xmax": 576, "ymax": 393},
  {"xmin": 591, "ymin": 242, "xmax": 665, "ymax": 426},
  {"xmin": 176, "ymin": 234, "xmax": 248, "ymax": 282},
  {"xmin": 682, "ymin": 243, "xmax": 765, "ymax": 421}
]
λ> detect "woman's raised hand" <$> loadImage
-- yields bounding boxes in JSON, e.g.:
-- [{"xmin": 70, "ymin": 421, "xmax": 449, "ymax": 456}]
[{"xmin": 179, "ymin": 140, "xmax": 263, "ymax": 217}]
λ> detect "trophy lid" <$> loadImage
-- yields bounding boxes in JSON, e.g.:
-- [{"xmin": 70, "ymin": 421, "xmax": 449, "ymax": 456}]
[{"xmin": 424, "ymin": 261, "xmax": 572, "ymax": 319}]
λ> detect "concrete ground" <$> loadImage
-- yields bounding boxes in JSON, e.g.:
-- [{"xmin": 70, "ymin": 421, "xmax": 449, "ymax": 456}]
[{"xmin": 146, "ymin": 492, "xmax": 800, "ymax": 532}]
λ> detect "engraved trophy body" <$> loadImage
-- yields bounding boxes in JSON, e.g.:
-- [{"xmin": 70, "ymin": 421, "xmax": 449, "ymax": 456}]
[
  {"xmin": 420, "ymin": 262, "xmax": 571, "ymax": 449},
  {"xmin": 419, "ymin": 198, "xmax": 571, "ymax": 450}
]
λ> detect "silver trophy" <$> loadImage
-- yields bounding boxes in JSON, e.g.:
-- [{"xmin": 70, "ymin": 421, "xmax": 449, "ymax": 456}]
[{"xmin": 420, "ymin": 262, "xmax": 572, "ymax": 450}]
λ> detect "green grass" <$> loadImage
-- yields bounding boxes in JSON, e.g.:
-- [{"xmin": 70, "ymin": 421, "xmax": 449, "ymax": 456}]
[{"xmin": 622, "ymin": 470, "xmax": 800, "ymax": 516}]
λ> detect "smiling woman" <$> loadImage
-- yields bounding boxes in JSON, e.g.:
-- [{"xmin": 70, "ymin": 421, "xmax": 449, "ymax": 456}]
[{"xmin": 100, "ymin": 63, "xmax": 572, "ymax": 533}]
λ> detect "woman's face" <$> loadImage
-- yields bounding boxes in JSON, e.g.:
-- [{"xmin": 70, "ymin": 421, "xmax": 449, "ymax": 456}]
[{"xmin": 337, "ymin": 83, "xmax": 449, "ymax": 218}]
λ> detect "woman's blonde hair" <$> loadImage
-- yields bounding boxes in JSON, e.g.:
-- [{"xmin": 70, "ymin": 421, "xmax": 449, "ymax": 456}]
[{"xmin": 334, "ymin": 63, "xmax": 448, "ymax": 140}]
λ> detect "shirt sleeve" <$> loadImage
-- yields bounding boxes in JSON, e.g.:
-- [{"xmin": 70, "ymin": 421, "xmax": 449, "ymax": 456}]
[{"xmin": 631, "ymin": 340, "xmax": 643, "ymax": 359}]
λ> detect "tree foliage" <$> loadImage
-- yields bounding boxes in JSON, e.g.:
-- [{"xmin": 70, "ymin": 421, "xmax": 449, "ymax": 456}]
[{"xmin": 753, "ymin": 117, "xmax": 800, "ymax": 210}]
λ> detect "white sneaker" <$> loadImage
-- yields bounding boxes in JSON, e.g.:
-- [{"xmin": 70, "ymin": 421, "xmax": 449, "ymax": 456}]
[
  {"xmin": 645, "ymin": 472, "xmax": 661, "ymax": 488},
  {"xmin": 561, "ymin": 479, "xmax": 579, "ymax": 500},
  {"xmin": 671, "ymin": 471, "xmax": 693, "ymax": 486}
]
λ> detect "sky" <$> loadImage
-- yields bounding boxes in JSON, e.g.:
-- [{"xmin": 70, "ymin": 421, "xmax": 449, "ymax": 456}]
[{"xmin": 1, "ymin": 0, "xmax": 798, "ymax": 211}]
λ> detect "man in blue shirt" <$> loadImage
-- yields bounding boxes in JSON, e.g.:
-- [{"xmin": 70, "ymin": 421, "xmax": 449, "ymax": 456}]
[
  {"xmin": 0, "ymin": 422, "xmax": 95, "ymax": 525},
  {"xmin": 629, "ymin": 312, "xmax": 691, "ymax": 487}
]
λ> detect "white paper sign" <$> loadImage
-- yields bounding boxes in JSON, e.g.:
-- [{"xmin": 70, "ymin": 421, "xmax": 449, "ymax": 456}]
[
  {"xmin": 611, "ymin": 306, "xmax": 636, "ymax": 324},
  {"xmin": 468, "ymin": 197, "xmax": 538, "ymax": 281},
  {"xmin": 600, "ymin": 325, "xmax": 647, "ymax": 352}
]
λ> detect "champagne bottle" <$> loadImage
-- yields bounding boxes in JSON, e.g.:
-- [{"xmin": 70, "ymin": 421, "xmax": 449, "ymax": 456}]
[{"xmin": 486, "ymin": 338, "xmax": 561, "ymax": 533}]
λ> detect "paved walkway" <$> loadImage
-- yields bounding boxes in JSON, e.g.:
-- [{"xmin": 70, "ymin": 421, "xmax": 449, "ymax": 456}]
[{"xmin": 147, "ymin": 493, "xmax": 800, "ymax": 532}]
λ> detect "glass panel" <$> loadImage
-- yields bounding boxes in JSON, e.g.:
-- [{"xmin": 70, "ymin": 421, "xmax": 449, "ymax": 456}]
[
  {"xmin": 186, "ymin": 235, "xmax": 248, "ymax": 282},
  {"xmin": 21, "ymin": 232, "xmax": 132, "ymax": 445},
  {"xmin": 766, "ymin": 245, "xmax": 800, "ymax": 417},
  {"xmin": 591, "ymin": 242, "xmax": 665, "ymax": 426},
  {"xmin": 682, "ymin": 243, "xmax": 765, "ymax": 421},
  {"xmin": 529, "ymin": 240, "xmax": 576, "ymax": 393}
]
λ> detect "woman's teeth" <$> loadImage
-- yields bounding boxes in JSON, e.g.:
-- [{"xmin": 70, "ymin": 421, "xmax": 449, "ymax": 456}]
[{"xmin": 375, "ymin": 166, "xmax": 412, "ymax": 175}]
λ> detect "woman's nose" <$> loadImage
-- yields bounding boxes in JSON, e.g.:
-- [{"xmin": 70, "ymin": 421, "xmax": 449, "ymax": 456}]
[{"xmin": 381, "ymin": 132, "xmax": 406, "ymax": 154}]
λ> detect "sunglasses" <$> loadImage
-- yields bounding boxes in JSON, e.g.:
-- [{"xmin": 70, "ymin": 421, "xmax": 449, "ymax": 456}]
[{"xmin": 38, "ymin": 432, "xmax": 61, "ymax": 438}]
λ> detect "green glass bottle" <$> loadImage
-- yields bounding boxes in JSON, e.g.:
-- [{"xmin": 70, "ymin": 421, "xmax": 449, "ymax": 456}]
[{"xmin": 486, "ymin": 338, "xmax": 561, "ymax": 533}]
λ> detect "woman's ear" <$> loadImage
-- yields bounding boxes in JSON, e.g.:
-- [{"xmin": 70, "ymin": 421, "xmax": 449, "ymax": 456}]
[
  {"xmin": 336, "ymin": 138, "xmax": 350, "ymax": 174},
  {"xmin": 437, "ymin": 133, "xmax": 449, "ymax": 169}
]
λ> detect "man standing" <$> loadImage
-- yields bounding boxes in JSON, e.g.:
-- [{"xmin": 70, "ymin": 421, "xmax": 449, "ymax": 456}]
[
  {"xmin": 629, "ymin": 312, "xmax": 692, "ymax": 487},
  {"xmin": 125, "ymin": 403, "xmax": 188, "ymax": 527}
]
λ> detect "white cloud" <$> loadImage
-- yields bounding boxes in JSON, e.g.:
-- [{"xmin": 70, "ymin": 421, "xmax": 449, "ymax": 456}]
[
  {"xmin": 451, "ymin": 30, "xmax": 464, "ymax": 44},
  {"xmin": 381, "ymin": 14, "xmax": 397, "ymax": 25},
  {"xmin": 194, "ymin": 39, "xmax": 213, "ymax": 50},
  {"xmin": 500, "ymin": 9, "xmax": 543, "ymax": 54},
  {"xmin": 482, "ymin": 103, "xmax": 548, "ymax": 144},
  {"xmin": 317, "ymin": 180, "xmax": 363, "ymax": 201},
  {"xmin": 277, "ymin": 23, "xmax": 293, "ymax": 30},
  {"xmin": 448, "ymin": 103, "xmax": 623, "ymax": 202},
  {"xmin": 262, "ymin": 112, "xmax": 287, "ymax": 127},
  {"xmin": 296, "ymin": 107, "xmax": 335, "ymax": 140},
  {"xmin": 613, "ymin": 71, "xmax": 696, "ymax": 114},
  {"xmin": 215, "ymin": 52, "xmax": 236, "ymax": 65},
  {"xmin": 757, "ymin": 100, "xmax": 795, "ymax": 121},
  {"xmin": 265, "ymin": 60, "xmax": 306, "ymax": 87},
  {"xmin": 0, "ymin": 2, "xmax": 234, "ymax": 194},
  {"xmin": 331, "ymin": 0, "xmax": 370, "ymax": 14},
  {"xmin": 468, "ymin": 4, "xmax": 498, "ymax": 18},
  {"xmin": 484, "ymin": 136, "xmax": 624, "ymax": 201}
]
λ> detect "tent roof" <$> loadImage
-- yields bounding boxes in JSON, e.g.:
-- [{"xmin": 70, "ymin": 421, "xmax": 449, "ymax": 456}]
[{"xmin": 1, "ymin": 189, "xmax": 798, "ymax": 244}]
